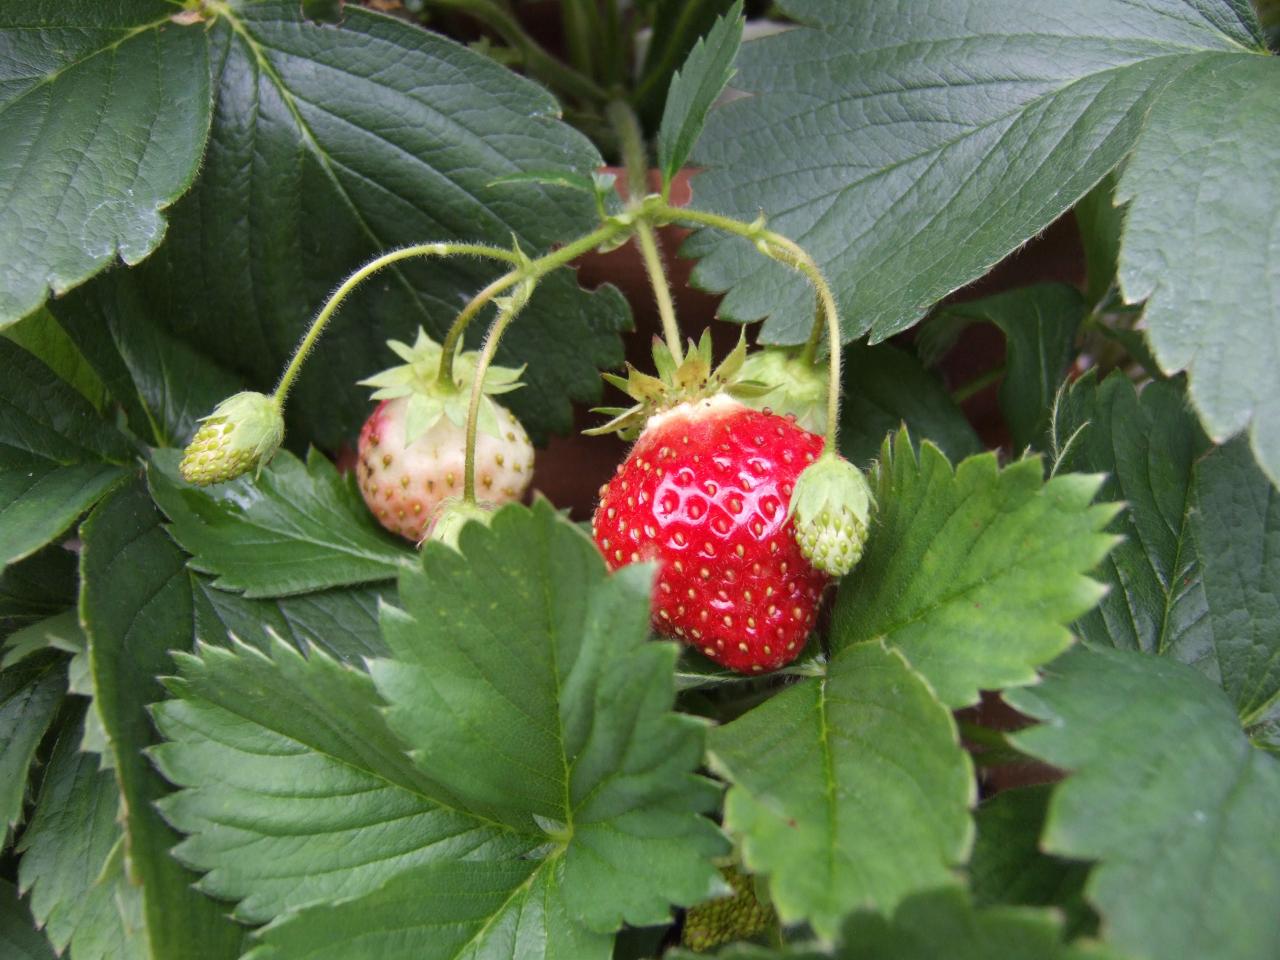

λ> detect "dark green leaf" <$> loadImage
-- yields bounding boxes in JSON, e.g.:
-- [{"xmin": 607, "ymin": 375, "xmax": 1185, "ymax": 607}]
[
  {"xmin": 190, "ymin": 575, "xmax": 390, "ymax": 665},
  {"xmin": 0, "ymin": 880, "xmax": 55, "ymax": 960},
  {"xmin": 708, "ymin": 642, "xmax": 973, "ymax": 939},
  {"xmin": 0, "ymin": 0, "xmax": 211, "ymax": 325},
  {"xmin": 686, "ymin": 0, "xmax": 1264, "ymax": 345},
  {"xmin": 1074, "ymin": 172, "xmax": 1125, "ymax": 307},
  {"xmin": 148, "ymin": 449, "xmax": 413, "ymax": 598},
  {"xmin": 831, "ymin": 430, "xmax": 1118, "ymax": 707},
  {"xmin": 0, "ymin": 339, "xmax": 133, "ymax": 568},
  {"xmin": 656, "ymin": 0, "xmax": 744, "ymax": 188},
  {"xmin": 0, "ymin": 547, "xmax": 76, "ymax": 637},
  {"xmin": 1117, "ymin": 54, "xmax": 1280, "ymax": 486},
  {"xmin": 839, "ymin": 341, "xmax": 981, "ymax": 468},
  {"xmin": 152, "ymin": 634, "xmax": 522, "ymax": 924},
  {"xmin": 130, "ymin": 1, "xmax": 628, "ymax": 447},
  {"xmin": 1193, "ymin": 438, "xmax": 1280, "ymax": 735},
  {"xmin": 17, "ymin": 708, "xmax": 145, "ymax": 960},
  {"xmin": 79, "ymin": 480, "xmax": 244, "ymax": 959},
  {"xmin": 1, "ymin": 610, "xmax": 79, "ymax": 670},
  {"xmin": 2, "ymin": 310, "xmax": 108, "ymax": 412},
  {"xmin": 943, "ymin": 285, "xmax": 1084, "ymax": 451},
  {"xmin": 373, "ymin": 500, "xmax": 726, "ymax": 932},
  {"xmin": 48, "ymin": 272, "xmax": 246, "ymax": 448},
  {"xmin": 1052, "ymin": 375, "xmax": 1210, "ymax": 661},
  {"xmin": 0, "ymin": 652, "xmax": 64, "ymax": 833},
  {"xmin": 969, "ymin": 786, "xmax": 1095, "ymax": 938},
  {"xmin": 1009, "ymin": 647, "xmax": 1280, "ymax": 960}
]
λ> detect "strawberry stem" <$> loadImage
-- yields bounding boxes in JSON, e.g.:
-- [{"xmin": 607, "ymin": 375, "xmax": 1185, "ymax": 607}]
[
  {"xmin": 271, "ymin": 242, "xmax": 522, "ymax": 407},
  {"xmin": 647, "ymin": 203, "xmax": 845, "ymax": 453},
  {"xmin": 462, "ymin": 285, "xmax": 531, "ymax": 503},
  {"xmin": 635, "ymin": 221, "xmax": 685, "ymax": 362}
]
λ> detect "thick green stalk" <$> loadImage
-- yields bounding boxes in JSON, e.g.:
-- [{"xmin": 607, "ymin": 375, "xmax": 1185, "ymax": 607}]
[
  {"xmin": 271, "ymin": 242, "xmax": 521, "ymax": 406},
  {"xmin": 635, "ymin": 222, "xmax": 684, "ymax": 361}
]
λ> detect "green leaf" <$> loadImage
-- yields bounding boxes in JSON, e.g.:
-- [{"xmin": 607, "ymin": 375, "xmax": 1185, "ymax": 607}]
[
  {"xmin": 0, "ymin": 547, "xmax": 76, "ymax": 638},
  {"xmin": 830, "ymin": 430, "xmax": 1118, "ymax": 707},
  {"xmin": 839, "ymin": 342, "xmax": 981, "ymax": 468},
  {"xmin": 148, "ymin": 449, "xmax": 412, "ymax": 598},
  {"xmin": 635, "ymin": 0, "xmax": 737, "ymax": 131},
  {"xmin": 2, "ymin": 610, "xmax": 80, "ymax": 670},
  {"xmin": 191, "ymin": 575, "xmax": 391, "ymax": 665},
  {"xmin": 1193, "ymin": 438, "xmax": 1280, "ymax": 733},
  {"xmin": 154, "ymin": 501, "xmax": 724, "ymax": 954},
  {"xmin": 48, "ymin": 272, "xmax": 246, "ymax": 448},
  {"xmin": 969, "ymin": 786, "xmax": 1095, "ymax": 938},
  {"xmin": 1051, "ymin": 374, "xmax": 1212, "ymax": 655},
  {"xmin": 372, "ymin": 500, "xmax": 725, "ymax": 932},
  {"xmin": 686, "ymin": 0, "xmax": 1265, "ymax": 345},
  {"xmin": 0, "ymin": 1, "xmax": 211, "ymax": 325},
  {"xmin": 656, "ymin": 0, "xmax": 744, "ymax": 188},
  {"xmin": 942, "ymin": 285, "xmax": 1085, "ymax": 451},
  {"xmin": 0, "ymin": 339, "xmax": 133, "ymax": 568},
  {"xmin": 243, "ymin": 860, "xmax": 612, "ymax": 960},
  {"xmin": 128, "ymin": 1, "xmax": 628, "ymax": 448},
  {"xmin": 151, "ymin": 634, "xmax": 522, "ymax": 924},
  {"xmin": 1074, "ymin": 172, "xmax": 1125, "ymax": 307},
  {"xmin": 0, "ymin": 880, "xmax": 55, "ymax": 960},
  {"xmin": 17, "ymin": 709, "xmax": 145, "ymax": 960},
  {"xmin": 2, "ymin": 310, "xmax": 109, "ymax": 412},
  {"xmin": 707, "ymin": 642, "xmax": 973, "ymax": 940},
  {"xmin": 79, "ymin": 480, "xmax": 244, "ymax": 960},
  {"xmin": 0, "ymin": 653, "xmax": 64, "ymax": 833},
  {"xmin": 1009, "ymin": 647, "xmax": 1280, "ymax": 960},
  {"xmin": 1116, "ymin": 53, "xmax": 1280, "ymax": 486}
]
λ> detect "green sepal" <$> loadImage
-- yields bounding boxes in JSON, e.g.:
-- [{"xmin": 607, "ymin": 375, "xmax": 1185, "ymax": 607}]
[
  {"xmin": 788, "ymin": 453, "xmax": 876, "ymax": 576},
  {"xmin": 736, "ymin": 346, "xmax": 828, "ymax": 433},
  {"xmin": 179, "ymin": 391, "xmax": 285, "ymax": 487}
]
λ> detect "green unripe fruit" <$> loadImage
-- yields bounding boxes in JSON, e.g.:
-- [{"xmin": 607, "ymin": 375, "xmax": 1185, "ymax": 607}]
[
  {"xmin": 737, "ymin": 347, "xmax": 828, "ymax": 434},
  {"xmin": 681, "ymin": 866, "xmax": 775, "ymax": 952},
  {"xmin": 788, "ymin": 453, "xmax": 875, "ymax": 576},
  {"xmin": 179, "ymin": 392, "xmax": 285, "ymax": 486},
  {"xmin": 425, "ymin": 498, "xmax": 494, "ymax": 550}
]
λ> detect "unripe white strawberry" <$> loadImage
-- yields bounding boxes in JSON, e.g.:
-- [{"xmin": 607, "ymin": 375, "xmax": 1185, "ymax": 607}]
[
  {"xmin": 355, "ymin": 328, "xmax": 534, "ymax": 542},
  {"xmin": 180, "ymin": 391, "xmax": 285, "ymax": 486},
  {"xmin": 788, "ymin": 452, "xmax": 874, "ymax": 576},
  {"xmin": 357, "ymin": 398, "xmax": 531, "ymax": 541}
]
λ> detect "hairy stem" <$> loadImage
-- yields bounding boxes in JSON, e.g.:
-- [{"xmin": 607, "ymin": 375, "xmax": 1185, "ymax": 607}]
[
  {"xmin": 951, "ymin": 365, "xmax": 1006, "ymax": 404},
  {"xmin": 271, "ymin": 242, "xmax": 521, "ymax": 406},
  {"xmin": 635, "ymin": 222, "xmax": 684, "ymax": 361},
  {"xmin": 651, "ymin": 204, "xmax": 844, "ymax": 451},
  {"xmin": 463, "ymin": 293, "xmax": 526, "ymax": 502}
]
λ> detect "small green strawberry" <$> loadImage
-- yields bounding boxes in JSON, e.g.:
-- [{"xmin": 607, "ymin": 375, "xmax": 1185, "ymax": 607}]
[
  {"xmin": 681, "ymin": 866, "xmax": 776, "ymax": 952},
  {"xmin": 737, "ymin": 345, "xmax": 828, "ymax": 434},
  {"xmin": 179, "ymin": 391, "xmax": 285, "ymax": 486},
  {"xmin": 788, "ymin": 452, "xmax": 875, "ymax": 576}
]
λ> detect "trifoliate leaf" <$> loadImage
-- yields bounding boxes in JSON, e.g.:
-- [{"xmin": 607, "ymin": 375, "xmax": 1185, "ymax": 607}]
[
  {"xmin": 154, "ymin": 501, "xmax": 724, "ymax": 955},
  {"xmin": 1009, "ymin": 647, "xmax": 1280, "ymax": 960},
  {"xmin": 0, "ymin": 339, "xmax": 133, "ymax": 569},
  {"xmin": 148, "ymin": 449, "xmax": 413, "ymax": 598},
  {"xmin": 0, "ymin": 0, "xmax": 211, "ymax": 325},
  {"xmin": 831, "ymin": 429, "xmax": 1118, "ymax": 707},
  {"xmin": 708, "ymin": 642, "xmax": 973, "ymax": 940},
  {"xmin": 17, "ymin": 709, "xmax": 145, "ymax": 960},
  {"xmin": 686, "ymin": 0, "xmax": 1265, "ymax": 346},
  {"xmin": 372, "ymin": 500, "xmax": 726, "ymax": 934},
  {"xmin": 1117, "ymin": 54, "xmax": 1280, "ymax": 486}
]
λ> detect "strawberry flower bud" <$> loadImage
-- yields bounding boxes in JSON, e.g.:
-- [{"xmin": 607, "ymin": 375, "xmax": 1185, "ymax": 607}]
[
  {"xmin": 737, "ymin": 347, "xmax": 828, "ymax": 434},
  {"xmin": 179, "ymin": 392, "xmax": 285, "ymax": 486},
  {"xmin": 788, "ymin": 453, "xmax": 875, "ymax": 576}
]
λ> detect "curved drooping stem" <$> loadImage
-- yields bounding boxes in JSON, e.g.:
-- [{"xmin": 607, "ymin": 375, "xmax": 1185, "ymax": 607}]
[
  {"xmin": 462, "ymin": 287, "xmax": 530, "ymax": 503},
  {"xmin": 647, "ymin": 203, "xmax": 844, "ymax": 452},
  {"xmin": 271, "ymin": 242, "xmax": 522, "ymax": 407}
]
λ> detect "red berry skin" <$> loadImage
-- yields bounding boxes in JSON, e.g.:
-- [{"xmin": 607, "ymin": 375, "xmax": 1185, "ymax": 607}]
[{"xmin": 592, "ymin": 398, "xmax": 828, "ymax": 673}]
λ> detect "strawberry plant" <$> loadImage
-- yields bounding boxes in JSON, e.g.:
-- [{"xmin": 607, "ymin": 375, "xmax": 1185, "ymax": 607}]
[{"xmin": 1, "ymin": 0, "xmax": 1278, "ymax": 958}]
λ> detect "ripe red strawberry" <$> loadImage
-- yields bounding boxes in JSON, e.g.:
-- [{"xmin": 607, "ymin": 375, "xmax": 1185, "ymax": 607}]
[
  {"xmin": 356, "ymin": 329, "xmax": 534, "ymax": 541},
  {"xmin": 358, "ymin": 396, "xmax": 532, "ymax": 541},
  {"xmin": 593, "ymin": 389, "xmax": 828, "ymax": 673}
]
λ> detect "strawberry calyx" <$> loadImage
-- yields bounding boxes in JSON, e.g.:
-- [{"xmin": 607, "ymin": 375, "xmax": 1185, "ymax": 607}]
[
  {"xmin": 358, "ymin": 328, "xmax": 524, "ymax": 447},
  {"xmin": 585, "ymin": 329, "xmax": 772, "ymax": 440},
  {"xmin": 737, "ymin": 345, "xmax": 829, "ymax": 435}
]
